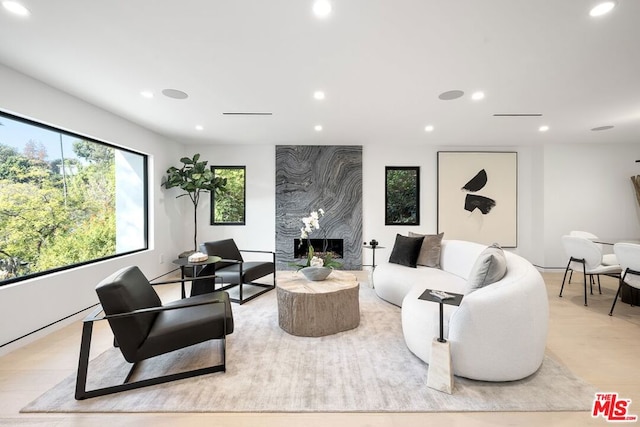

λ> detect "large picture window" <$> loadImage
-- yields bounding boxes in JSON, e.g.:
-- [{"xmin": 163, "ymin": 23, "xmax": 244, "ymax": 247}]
[{"xmin": 0, "ymin": 111, "xmax": 148, "ymax": 285}]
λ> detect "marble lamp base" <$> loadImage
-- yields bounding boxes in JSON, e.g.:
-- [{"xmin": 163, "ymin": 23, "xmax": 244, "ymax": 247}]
[{"xmin": 426, "ymin": 338, "xmax": 454, "ymax": 394}]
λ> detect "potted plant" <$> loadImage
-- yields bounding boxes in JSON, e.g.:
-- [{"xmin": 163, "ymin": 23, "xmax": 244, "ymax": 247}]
[
  {"xmin": 161, "ymin": 154, "xmax": 227, "ymax": 252},
  {"xmin": 289, "ymin": 208, "xmax": 342, "ymax": 280}
]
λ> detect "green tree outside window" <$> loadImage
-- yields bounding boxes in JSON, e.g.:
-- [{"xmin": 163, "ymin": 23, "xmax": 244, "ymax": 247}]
[
  {"xmin": 0, "ymin": 139, "xmax": 116, "ymax": 281},
  {"xmin": 385, "ymin": 166, "xmax": 420, "ymax": 225},
  {"xmin": 211, "ymin": 166, "xmax": 246, "ymax": 225}
]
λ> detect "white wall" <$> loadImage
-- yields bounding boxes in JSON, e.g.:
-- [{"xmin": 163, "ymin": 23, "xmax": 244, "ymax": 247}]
[
  {"xmin": 185, "ymin": 144, "xmax": 276, "ymax": 253},
  {"xmin": 185, "ymin": 143, "xmax": 541, "ymax": 267},
  {"xmin": 184, "ymin": 142, "xmax": 640, "ymax": 271},
  {"xmin": 542, "ymin": 143, "xmax": 640, "ymax": 268},
  {"xmin": 0, "ymin": 64, "xmax": 185, "ymax": 347},
  {"xmin": 362, "ymin": 145, "xmax": 539, "ymax": 266}
]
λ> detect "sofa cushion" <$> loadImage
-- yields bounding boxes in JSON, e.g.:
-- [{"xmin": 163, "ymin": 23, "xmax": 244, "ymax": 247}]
[
  {"xmin": 466, "ymin": 243, "xmax": 507, "ymax": 292},
  {"xmin": 408, "ymin": 232, "xmax": 444, "ymax": 268},
  {"xmin": 389, "ymin": 234, "xmax": 424, "ymax": 268},
  {"xmin": 440, "ymin": 240, "xmax": 488, "ymax": 280},
  {"xmin": 375, "ymin": 263, "xmax": 467, "ymax": 307}
]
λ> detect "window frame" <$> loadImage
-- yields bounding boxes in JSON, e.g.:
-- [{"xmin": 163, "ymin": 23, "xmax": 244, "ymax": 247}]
[
  {"xmin": 210, "ymin": 165, "xmax": 246, "ymax": 226},
  {"xmin": 385, "ymin": 166, "xmax": 420, "ymax": 226},
  {"xmin": 0, "ymin": 110, "xmax": 149, "ymax": 287}
]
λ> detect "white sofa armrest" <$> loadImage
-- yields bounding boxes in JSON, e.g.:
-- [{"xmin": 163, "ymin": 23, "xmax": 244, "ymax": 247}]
[{"xmin": 449, "ymin": 255, "xmax": 548, "ymax": 381}]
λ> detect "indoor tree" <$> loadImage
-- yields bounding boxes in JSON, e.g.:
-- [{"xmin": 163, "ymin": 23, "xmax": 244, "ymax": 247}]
[{"xmin": 161, "ymin": 154, "xmax": 227, "ymax": 251}]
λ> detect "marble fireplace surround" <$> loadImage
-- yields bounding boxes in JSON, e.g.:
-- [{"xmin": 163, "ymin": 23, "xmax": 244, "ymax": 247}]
[{"xmin": 275, "ymin": 145, "xmax": 363, "ymax": 270}]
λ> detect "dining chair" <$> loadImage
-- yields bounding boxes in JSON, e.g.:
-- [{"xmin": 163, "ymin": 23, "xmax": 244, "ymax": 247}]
[
  {"xmin": 560, "ymin": 235, "xmax": 621, "ymax": 306},
  {"xmin": 569, "ymin": 230, "xmax": 617, "ymax": 265},
  {"xmin": 565, "ymin": 231, "xmax": 618, "ymax": 287},
  {"xmin": 609, "ymin": 242, "xmax": 640, "ymax": 316}
]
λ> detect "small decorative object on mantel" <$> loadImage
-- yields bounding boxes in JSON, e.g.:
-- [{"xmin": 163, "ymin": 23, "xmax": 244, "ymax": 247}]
[{"xmin": 290, "ymin": 208, "xmax": 342, "ymax": 281}]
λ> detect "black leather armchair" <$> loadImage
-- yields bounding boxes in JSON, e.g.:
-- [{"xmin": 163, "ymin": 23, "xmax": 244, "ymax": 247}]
[
  {"xmin": 75, "ymin": 266, "xmax": 233, "ymax": 400},
  {"xmin": 193, "ymin": 238, "xmax": 275, "ymax": 304}
]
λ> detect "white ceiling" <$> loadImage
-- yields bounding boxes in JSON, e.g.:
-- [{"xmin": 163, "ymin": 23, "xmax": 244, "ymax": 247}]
[{"xmin": 0, "ymin": 0, "xmax": 638, "ymax": 147}]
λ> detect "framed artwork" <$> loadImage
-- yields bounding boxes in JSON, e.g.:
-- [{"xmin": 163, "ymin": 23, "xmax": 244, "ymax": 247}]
[
  {"xmin": 385, "ymin": 166, "xmax": 420, "ymax": 225},
  {"xmin": 211, "ymin": 166, "xmax": 246, "ymax": 225},
  {"xmin": 437, "ymin": 152, "xmax": 517, "ymax": 247}
]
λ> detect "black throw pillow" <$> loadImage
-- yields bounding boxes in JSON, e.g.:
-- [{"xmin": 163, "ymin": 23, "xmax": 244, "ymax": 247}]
[{"xmin": 388, "ymin": 234, "xmax": 425, "ymax": 268}]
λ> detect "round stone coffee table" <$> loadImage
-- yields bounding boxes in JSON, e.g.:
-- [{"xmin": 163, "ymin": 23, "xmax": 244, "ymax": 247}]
[{"xmin": 276, "ymin": 270, "xmax": 360, "ymax": 337}]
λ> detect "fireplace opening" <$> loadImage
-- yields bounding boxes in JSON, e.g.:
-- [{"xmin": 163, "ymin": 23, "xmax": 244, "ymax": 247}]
[{"xmin": 294, "ymin": 239, "xmax": 344, "ymax": 259}]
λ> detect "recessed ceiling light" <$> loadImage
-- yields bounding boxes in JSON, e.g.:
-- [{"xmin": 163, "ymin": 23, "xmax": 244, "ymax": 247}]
[
  {"xmin": 591, "ymin": 125, "xmax": 614, "ymax": 131},
  {"xmin": 438, "ymin": 90, "xmax": 464, "ymax": 100},
  {"xmin": 590, "ymin": 1, "xmax": 616, "ymax": 17},
  {"xmin": 2, "ymin": 1, "xmax": 30, "ymax": 16},
  {"xmin": 314, "ymin": 125, "xmax": 323, "ymax": 132},
  {"xmin": 313, "ymin": 90, "xmax": 325, "ymax": 100},
  {"xmin": 539, "ymin": 125, "xmax": 549, "ymax": 132},
  {"xmin": 424, "ymin": 125, "xmax": 434, "ymax": 132},
  {"xmin": 471, "ymin": 91, "xmax": 485, "ymax": 101},
  {"xmin": 195, "ymin": 125, "xmax": 204, "ymax": 131},
  {"xmin": 313, "ymin": 0, "xmax": 332, "ymax": 18},
  {"xmin": 162, "ymin": 88, "xmax": 189, "ymax": 99},
  {"xmin": 140, "ymin": 90, "xmax": 154, "ymax": 99}
]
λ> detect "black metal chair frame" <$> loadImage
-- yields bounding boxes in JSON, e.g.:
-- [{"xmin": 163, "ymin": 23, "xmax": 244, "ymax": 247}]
[
  {"xmin": 566, "ymin": 267, "xmax": 600, "ymax": 289},
  {"xmin": 559, "ymin": 257, "xmax": 618, "ymax": 306},
  {"xmin": 609, "ymin": 268, "xmax": 640, "ymax": 316},
  {"xmin": 218, "ymin": 249, "xmax": 275, "ymax": 304},
  {"xmin": 75, "ymin": 276, "xmax": 228, "ymax": 400}
]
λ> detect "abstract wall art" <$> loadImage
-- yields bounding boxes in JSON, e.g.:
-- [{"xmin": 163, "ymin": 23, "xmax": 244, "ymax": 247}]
[{"xmin": 437, "ymin": 151, "xmax": 517, "ymax": 247}]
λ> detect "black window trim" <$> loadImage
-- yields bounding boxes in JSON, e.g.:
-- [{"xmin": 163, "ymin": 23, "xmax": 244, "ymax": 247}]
[{"xmin": 0, "ymin": 109, "xmax": 149, "ymax": 287}]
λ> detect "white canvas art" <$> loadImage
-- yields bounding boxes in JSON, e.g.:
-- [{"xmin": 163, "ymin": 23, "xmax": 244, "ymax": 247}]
[{"xmin": 437, "ymin": 152, "xmax": 517, "ymax": 247}]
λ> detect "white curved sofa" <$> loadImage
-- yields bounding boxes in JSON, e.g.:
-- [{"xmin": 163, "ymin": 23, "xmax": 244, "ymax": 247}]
[{"xmin": 373, "ymin": 239, "xmax": 549, "ymax": 382}]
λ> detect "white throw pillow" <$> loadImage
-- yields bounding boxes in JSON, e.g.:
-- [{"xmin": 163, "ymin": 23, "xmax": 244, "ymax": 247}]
[{"xmin": 465, "ymin": 243, "xmax": 507, "ymax": 293}]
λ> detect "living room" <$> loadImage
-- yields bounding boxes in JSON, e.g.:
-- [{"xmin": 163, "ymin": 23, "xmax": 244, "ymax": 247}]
[
  {"xmin": 0, "ymin": 1, "xmax": 639, "ymax": 425},
  {"xmin": 3, "ymin": 60, "xmax": 639, "ymax": 349}
]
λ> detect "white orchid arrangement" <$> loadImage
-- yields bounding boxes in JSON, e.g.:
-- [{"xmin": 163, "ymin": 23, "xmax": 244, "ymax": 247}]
[
  {"xmin": 300, "ymin": 208, "xmax": 324, "ymax": 239},
  {"xmin": 290, "ymin": 208, "xmax": 342, "ymax": 270}
]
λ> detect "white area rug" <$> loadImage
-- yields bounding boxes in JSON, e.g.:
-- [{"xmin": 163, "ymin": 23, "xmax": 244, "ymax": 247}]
[{"xmin": 22, "ymin": 283, "xmax": 596, "ymax": 413}]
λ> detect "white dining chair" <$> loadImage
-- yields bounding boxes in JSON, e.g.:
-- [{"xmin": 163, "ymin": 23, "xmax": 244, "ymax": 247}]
[
  {"xmin": 609, "ymin": 242, "xmax": 640, "ymax": 316},
  {"xmin": 565, "ymin": 231, "xmax": 618, "ymax": 287},
  {"xmin": 560, "ymin": 235, "xmax": 622, "ymax": 306},
  {"xmin": 569, "ymin": 230, "xmax": 617, "ymax": 265}
]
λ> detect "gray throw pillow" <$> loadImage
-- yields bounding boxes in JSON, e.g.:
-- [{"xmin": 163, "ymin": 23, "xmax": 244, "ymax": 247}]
[
  {"xmin": 408, "ymin": 232, "xmax": 444, "ymax": 268},
  {"xmin": 466, "ymin": 243, "xmax": 507, "ymax": 293},
  {"xmin": 388, "ymin": 234, "xmax": 425, "ymax": 268}
]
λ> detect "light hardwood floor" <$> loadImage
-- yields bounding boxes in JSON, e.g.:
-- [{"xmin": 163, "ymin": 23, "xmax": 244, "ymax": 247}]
[{"xmin": 0, "ymin": 272, "xmax": 638, "ymax": 427}]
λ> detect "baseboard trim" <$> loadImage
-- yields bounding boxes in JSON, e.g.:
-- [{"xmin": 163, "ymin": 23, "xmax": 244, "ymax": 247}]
[{"xmin": 0, "ymin": 303, "xmax": 98, "ymax": 355}]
